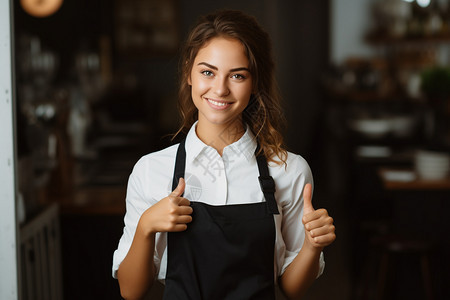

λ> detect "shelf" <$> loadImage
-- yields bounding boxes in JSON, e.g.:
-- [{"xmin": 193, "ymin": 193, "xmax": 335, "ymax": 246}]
[
  {"xmin": 366, "ymin": 33, "xmax": 450, "ymax": 46},
  {"xmin": 326, "ymin": 85, "xmax": 423, "ymax": 103},
  {"xmin": 331, "ymin": 90, "xmax": 398, "ymax": 102}
]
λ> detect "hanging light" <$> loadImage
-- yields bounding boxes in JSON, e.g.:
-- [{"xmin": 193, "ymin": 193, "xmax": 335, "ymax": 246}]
[
  {"xmin": 20, "ymin": 0, "xmax": 64, "ymax": 18},
  {"xmin": 416, "ymin": 0, "xmax": 431, "ymax": 8}
]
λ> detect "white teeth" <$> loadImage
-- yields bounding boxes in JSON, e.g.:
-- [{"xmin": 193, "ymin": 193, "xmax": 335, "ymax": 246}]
[{"xmin": 207, "ymin": 99, "xmax": 228, "ymax": 107}]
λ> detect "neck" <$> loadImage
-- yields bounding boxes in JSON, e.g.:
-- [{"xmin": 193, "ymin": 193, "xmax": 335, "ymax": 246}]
[{"xmin": 195, "ymin": 119, "xmax": 245, "ymax": 156}]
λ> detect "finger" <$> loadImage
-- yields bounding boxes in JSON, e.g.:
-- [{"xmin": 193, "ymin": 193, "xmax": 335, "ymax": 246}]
[
  {"xmin": 303, "ymin": 183, "xmax": 314, "ymax": 215},
  {"xmin": 171, "ymin": 177, "xmax": 186, "ymax": 197},
  {"xmin": 177, "ymin": 197, "xmax": 191, "ymax": 207},
  {"xmin": 311, "ymin": 233, "xmax": 336, "ymax": 246},
  {"xmin": 303, "ymin": 209, "xmax": 330, "ymax": 225},
  {"xmin": 177, "ymin": 205, "xmax": 193, "ymax": 215},
  {"xmin": 309, "ymin": 224, "xmax": 336, "ymax": 238},
  {"xmin": 176, "ymin": 215, "xmax": 193, "ymax": 224},
  {"xmin": 304, "ymin": 214, "xmax": 333, "ymax": 231},
  {"xmin": 304, "ymin": 218, "xmax": 326, "ymax": 231},
  {"xmin": 171, "ymin": 224, "xmax": 188, "ymax": 232}
]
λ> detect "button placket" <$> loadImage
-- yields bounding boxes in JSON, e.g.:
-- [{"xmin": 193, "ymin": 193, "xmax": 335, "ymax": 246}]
[{"xmin": 217, "ymin": 157, "xmax": 227, "ymax": 205}]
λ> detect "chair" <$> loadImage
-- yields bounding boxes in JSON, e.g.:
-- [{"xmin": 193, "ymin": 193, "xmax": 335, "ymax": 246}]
[{"xmin": 361, "ymin": 234, "xmax": 435, "ymax": 300}]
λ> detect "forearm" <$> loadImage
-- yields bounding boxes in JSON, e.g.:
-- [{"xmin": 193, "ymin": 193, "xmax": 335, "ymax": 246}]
[
  {"xmin": 117, "ymin": 225, "xmax": 157, "ymax": 300},
  {"xmin": 279, "ymin": 244, "xmax": 322, "ymax": 300}
]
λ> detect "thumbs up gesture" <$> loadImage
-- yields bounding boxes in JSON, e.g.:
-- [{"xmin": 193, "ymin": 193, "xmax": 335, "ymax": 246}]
[
  {"xmin": 302, "ymin": 183, "xmax": 336, "ymax": 250},
  {"xmin": 140, "ymin": 178, "xmax": 193, "ymax": 236}
]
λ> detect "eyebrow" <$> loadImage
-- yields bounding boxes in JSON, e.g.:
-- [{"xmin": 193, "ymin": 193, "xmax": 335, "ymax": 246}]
[{"xmin": 197, "ymin": 62, "xmax": 250, "ymax": 73}]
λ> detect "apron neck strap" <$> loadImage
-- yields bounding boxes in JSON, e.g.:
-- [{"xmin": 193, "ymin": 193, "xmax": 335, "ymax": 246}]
[
  {"xmin": 255, "ymin": 146, "xmax": 280, "ymax": 215},
  {"xmin": 172, "ymin": 139, "xmax": 186, "ymax": 192}
]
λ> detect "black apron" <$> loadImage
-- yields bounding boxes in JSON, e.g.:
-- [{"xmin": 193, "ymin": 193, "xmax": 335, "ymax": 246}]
[{"xmin": 163, "ymin": 139, "xmax": 279, "ymax": 300}]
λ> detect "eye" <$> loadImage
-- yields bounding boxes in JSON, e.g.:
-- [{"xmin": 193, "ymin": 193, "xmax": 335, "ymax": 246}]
[
  {"xmin": 201, "ymin": 70, "xmax": 214, "ymax": 77},
  {"xmin": 231, "ymin": 73, "xmax": 246, "ymax": 80}
]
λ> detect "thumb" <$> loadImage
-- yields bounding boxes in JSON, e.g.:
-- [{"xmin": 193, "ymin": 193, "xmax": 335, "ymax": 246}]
[
  {"xmin": 171, "ymin": 177, "xmax": 186, "ymax": 197},
  {"xmin": 303, "ymin": 183, "xmax": 314, "ymax": 215}
]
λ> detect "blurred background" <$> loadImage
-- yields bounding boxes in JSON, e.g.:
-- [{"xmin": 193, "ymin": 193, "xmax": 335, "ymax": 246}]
[{"xmin": 11, "ymin": 0, "xmax": 450, "ymax": 299}]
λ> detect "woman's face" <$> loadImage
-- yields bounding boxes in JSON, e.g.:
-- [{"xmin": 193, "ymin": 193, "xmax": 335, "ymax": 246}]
[{"xmin": 189, "ymin": 37, "xmax": 253, "ymax": 131}]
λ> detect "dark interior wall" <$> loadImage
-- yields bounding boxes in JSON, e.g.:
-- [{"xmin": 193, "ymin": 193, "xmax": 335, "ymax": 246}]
[
  {"xmin": 178, "ymin": 0, "xmax": 271, "ymax": 33},
  {"xmin": 275, "ymin": 1, "xmax": 330, "ymax": 157}
]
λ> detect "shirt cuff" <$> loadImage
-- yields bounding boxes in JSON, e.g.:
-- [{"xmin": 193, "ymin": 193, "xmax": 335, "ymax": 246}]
[{"xmin": 280, "ymin": 250, "xmax": 326, "ymax": 279}]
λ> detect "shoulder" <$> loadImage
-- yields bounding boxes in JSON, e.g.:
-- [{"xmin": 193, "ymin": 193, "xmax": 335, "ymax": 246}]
[
  {"xmin": 269, "ymin": 151, "xmax": 312, "ymax": 179},
  {"xmin": 268, "ymin": 151, "xmax": 312, "ymax": 202},
  {"xmin": 132, "ymin": 144, "xmax": 178, "ymax": 177},
  {"xmin": 132, "ymin": 143, "xmax": 179, "ymax": 173},
  {"xmin": 127, "ymin": 143, "xmax": 180, "ymax": 203},
  {"xmin": 269, "ymin": 151, "xmax": 312, "ymax": 212}
]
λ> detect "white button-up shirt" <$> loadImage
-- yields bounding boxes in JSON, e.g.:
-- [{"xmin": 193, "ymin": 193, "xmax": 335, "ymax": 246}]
[{"xmin": 112, "ymin": 122, "xmax": 325, "ymax": 282}]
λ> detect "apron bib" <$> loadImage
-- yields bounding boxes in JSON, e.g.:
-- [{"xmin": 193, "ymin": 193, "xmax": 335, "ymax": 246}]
[{"xmin": 163, "ymin": 140, "xmax": 279, "ymax": 300}]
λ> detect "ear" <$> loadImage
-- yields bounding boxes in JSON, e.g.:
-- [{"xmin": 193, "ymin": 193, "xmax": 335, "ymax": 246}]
[{"xmin": 187, "ymin": 76, "xmax": 192, "ymax": 86}]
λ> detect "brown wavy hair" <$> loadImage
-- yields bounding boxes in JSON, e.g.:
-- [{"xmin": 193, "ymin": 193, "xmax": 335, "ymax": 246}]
[{"xmin": 175, "ymin": 9, "xmax": 287, "ymax": 165}]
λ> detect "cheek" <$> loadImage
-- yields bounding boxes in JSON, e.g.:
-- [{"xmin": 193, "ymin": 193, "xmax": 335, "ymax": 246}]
[
  {"xmin": 190, "ymin": 79, "xmax": 205, "ymax": 108},
  {"xmin": 239, "ymin": 84, "xmax": 253, "ymax": 103},
  {"xmin": 191, "ymin": 77, "xmax": 208, "ymax": 95}
]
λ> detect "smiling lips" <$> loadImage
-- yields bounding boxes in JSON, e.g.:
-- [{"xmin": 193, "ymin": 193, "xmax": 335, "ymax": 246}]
[{"xmin": 205, "ymin": 97, "xmax": 232, "ymax": 109}]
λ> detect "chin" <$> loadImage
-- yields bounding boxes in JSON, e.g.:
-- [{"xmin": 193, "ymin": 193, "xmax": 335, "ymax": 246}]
[{"xmin": 202, "ymin": 115, "xmax": 241, "ymax": 127}]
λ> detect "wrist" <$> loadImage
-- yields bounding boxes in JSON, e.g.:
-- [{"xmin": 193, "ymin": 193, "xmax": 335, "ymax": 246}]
[
  {"xmin": 302, "ymin": 239, "xmax": 323, "ymax": 255},
  {"xmin": 137, "ymin": 218, "xmax": 157, "ymax": 239}
]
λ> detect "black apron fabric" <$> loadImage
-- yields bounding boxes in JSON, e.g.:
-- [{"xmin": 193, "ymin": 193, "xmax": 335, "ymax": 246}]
[{"xmin": 163, "ymin": 139, "xmax": 279, "ymax": 300}]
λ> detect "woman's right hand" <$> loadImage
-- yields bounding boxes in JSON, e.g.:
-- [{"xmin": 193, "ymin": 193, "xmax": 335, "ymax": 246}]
[
  {"xmin": 118, "ymin": 179, "xmax": 191, "ymax": 298},
  {"xmin": 138, "ymin": 178, "xmax": 193, "ymax": 237}
]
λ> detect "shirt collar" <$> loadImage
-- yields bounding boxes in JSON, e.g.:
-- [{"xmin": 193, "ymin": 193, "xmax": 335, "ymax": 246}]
[
  {"xmin": 224, "ymin": 126, "xmax": 257, "ymax": 161},
  {"xmin": 184, "ymin": 121, "xmax": 257, "ymax": 162},
  {"xmin": 185, "ymin": 121, "xmax": 207, "ymax": 162}
]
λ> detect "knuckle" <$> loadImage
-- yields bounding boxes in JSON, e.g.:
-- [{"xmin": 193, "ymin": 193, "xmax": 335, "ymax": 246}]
[{"xmin": 318, "ymin": 208, "xmax": 327, "ymax": 215}]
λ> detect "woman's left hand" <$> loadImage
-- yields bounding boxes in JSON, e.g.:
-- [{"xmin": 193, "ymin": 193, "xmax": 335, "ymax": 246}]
[{"xmin": 302, "ymin": 183, "xmax": 336, "ymax": 250}]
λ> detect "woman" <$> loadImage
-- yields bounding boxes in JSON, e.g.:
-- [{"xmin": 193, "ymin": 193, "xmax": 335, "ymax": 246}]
[{"xmin": 113, "ymin": 9, "xmax": 336, "ymax": 300}]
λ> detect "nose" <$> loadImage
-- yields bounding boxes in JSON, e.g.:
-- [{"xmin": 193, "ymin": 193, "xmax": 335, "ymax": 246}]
[{"xmin": 213, "ymin": 76, "xmax": 230, "ymax": 97}]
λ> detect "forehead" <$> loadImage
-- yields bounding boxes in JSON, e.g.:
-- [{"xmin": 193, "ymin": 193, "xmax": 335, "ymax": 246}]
[{"xmin": 193, "ymin": 37, "xmax": 249, "ymax": 67}]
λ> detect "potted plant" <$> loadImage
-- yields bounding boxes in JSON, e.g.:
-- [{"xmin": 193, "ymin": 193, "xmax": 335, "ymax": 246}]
[{"xmin": 420, "ymin": 66, "xmax": 450, "ymax": 150}]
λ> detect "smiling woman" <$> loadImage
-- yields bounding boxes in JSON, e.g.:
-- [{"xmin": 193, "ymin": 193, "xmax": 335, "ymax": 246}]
[{"xmin": 113, "ymin": 9, "xmax": 335, "ymax": 300}]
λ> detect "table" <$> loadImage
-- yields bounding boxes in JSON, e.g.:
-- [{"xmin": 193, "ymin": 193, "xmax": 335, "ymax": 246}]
[
  {"xmin": 378, "ymin": 167, "xmax": 450, "ymax": 191},
  {"xmin": 376, "ymin": 167, "xmax": 450, "ymax": 299}
]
